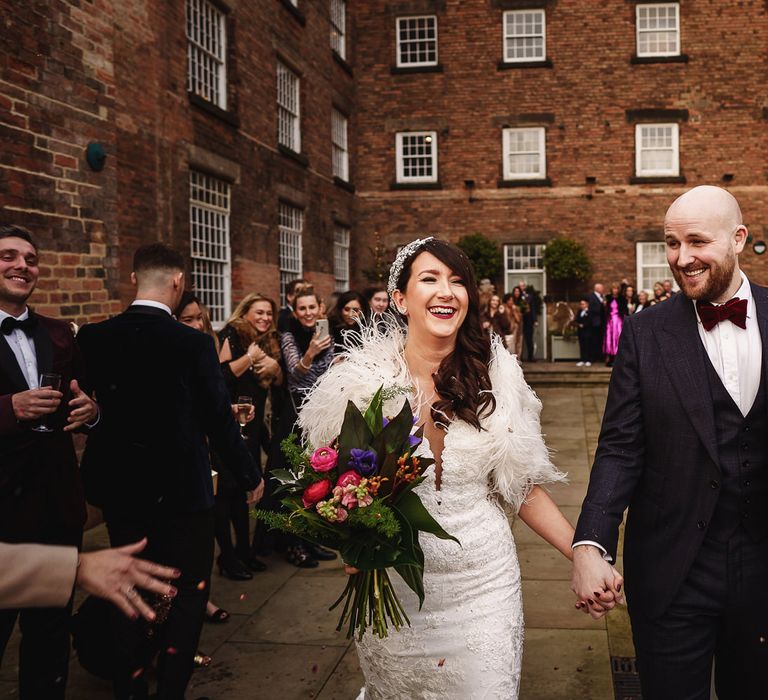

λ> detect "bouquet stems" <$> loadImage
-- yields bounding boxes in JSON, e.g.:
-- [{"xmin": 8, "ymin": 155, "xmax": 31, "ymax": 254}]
[{"xmin": 330, "ymin": 569, "xmax": 410, "ymax": 640}]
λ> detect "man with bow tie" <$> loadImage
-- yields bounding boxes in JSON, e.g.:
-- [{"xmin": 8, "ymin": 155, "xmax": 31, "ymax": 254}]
[
  {"xmin": 0, "ymin": 224, "xmax": 98, "ymax": 698},
  {"xmin": 571, "ymin": 186, "xmax": 768, "ymax": 698}
]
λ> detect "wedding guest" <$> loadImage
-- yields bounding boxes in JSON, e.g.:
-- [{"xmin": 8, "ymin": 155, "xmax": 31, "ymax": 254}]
[
  {"xmin": 279, "ymin": 288, "xmax": 335, "ymax": 568},
  {"xmin": 624, "ymin": 285, "xmax": 638, "ymax": 314},
  {"xmin": 277, "ymin": 278, "xmax": 308, "ymax": 332},
  {"xmin": 635, "ymin": 290, "xmax": 652, "ymax": 312},
  {"xmin": 0, "ymin": 224, "xmax": 99, "ymax": 699},
  {"xmin": 602, "ymin": 283, "xmax": 627, "ymax": 366},
  {"xmin": 575, "ymin": 298, "xmax": 592, "ymax": 367},
  {"xmin": 662, "ymin": 278, "xmax": 676, "ymax": 297},
  {"xmin": 218, "ymin": 293, "xmax": 283, "ymax": 577},
  {"xmin": 78, "ymin": 243, "xmax": 263, "ymax": 700},
  {"xmin": 481, "ymin": 294, "xmax": 511, "ymax": 338},
  {"xmin": 503, "ymin": 289, "xmax": 524, "ymax": 356},
  {"xmin": 364, "ymin": 286, "xmax": 390, "ymax": 315},
  {"xmin": 518, "ymin": 280, "xmax": 538, "ymax": 361},
  {"xmin": 653, "ymin": 281, "xmax": 667, "ymax": 303},
  {"xmin": 329, "ymin": 290, "xmax": 367, "ymax": 349},
  {"xmin": 587, "ymin": 283, "xmax": 607, "ymax": 363}
]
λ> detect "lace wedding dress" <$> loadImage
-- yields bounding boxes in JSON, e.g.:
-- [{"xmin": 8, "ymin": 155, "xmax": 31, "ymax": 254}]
[{"xmin": 300, "ymin": 326, "xmax": 564, "ymax": 699}]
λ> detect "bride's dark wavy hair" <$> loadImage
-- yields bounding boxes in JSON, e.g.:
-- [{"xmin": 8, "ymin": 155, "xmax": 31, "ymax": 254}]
[{"xmin": 394, "ymin": 239, "xmax": 496, "ymax": 430}]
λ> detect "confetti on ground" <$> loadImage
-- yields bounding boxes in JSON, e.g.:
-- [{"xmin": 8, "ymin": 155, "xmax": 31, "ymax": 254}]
[
  {"xmin": 196, "ymin": 580, "xmax": 206, "ymax": 590},
  {"xmin": 131, "ymin": 668, "xmax": 144, "ymax": 679},
  {"xmin": 438, "ymin": 658, "xmax": 446, "ymax": 667},
  {"xmin": 311, "ymin": 664, "xmax": 318, "ymax": 673},
  {"xmin": 166, "ymin": 647, "xmax": 178, "ymax": 655},
  {"xmin": 239, "ymin": 593, "xmax": 247, "ymax": 600}
]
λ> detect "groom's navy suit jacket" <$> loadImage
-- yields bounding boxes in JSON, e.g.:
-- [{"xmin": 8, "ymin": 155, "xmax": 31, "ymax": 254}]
[{"xmin": 574, "ymin": 284, "xmax": 768, "ymax": 619}]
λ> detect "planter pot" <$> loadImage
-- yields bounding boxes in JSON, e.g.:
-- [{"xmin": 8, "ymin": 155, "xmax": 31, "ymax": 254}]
[{"xmin": 551, "ymin": 335, "xmax": 580, "ymax": 361}]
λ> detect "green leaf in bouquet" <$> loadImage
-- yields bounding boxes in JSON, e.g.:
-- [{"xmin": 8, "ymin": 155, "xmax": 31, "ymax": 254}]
[
  {"xmin": 392, "ymin": 490, "xmax": 460, "ymax": 545},
  {"xmin": 362, "ymin": 386, "xmax": 385, "ymax": 435},
  {"xmin": 281, "ymin": 433, "xmax": 310, "ymax": 472},
  {"xmin": 380, "ymin": 400, "xmax": 416, "ymax": 455},
  {"xmin": 270, "ymin": 468, "xmax": 300, "ymax": 485},
  {"xmin": 346, "ymin": 500, "xmax": 401, "ymax": 539},
  {"xmin": 340, "ymin": 535, "xmax": 413, "ymax": 571},
  {"xmin": 394, "ymin": 563, "xmax": 425, "ymax": 610},
  {"xmin": 374, "ymin": 452, "xmax": 401, "ymax": 498},
  {"xmin": 337, "ymin": 400, "xmax": 374, "ymax": 468}
]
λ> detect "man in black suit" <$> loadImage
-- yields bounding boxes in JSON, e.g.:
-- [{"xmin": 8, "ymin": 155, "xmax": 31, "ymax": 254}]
[
  {"xmin": 78, "ymin": 244, "xmax": 263, "ymax": 700},
  {"xmin": 586, "ymin": 282, "xmax": 606, "ymax": 363},
  {"xmin": 518, "ymin": 280, "xmax": 538, "ymax": 361},
  {"xmin": 0, "ymin": 224, "xmax": 99, "ymax": 698},
  {"xmin": 277, "ymin": 277, "xmax": 308, "ymax": 332},
  {"xmin": 572, "ymin": 186, "xmax": 768, "ymax": 699}
]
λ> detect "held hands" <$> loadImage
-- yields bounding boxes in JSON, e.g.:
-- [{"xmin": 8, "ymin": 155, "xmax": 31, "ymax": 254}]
[
  {"xmin": 75, "ymin": 538, "xmax": 180, "ymax": 621},
  {"xmin": 571, "ymin": 545, "xmax": 624, "ymax": 619},
  {"xmin": 64, "ymin": 379, "xmax": 98, "ymax": 431},
  {"xmin": 246, "ymin": 480, "xmax": 265, "ymax": 505}
]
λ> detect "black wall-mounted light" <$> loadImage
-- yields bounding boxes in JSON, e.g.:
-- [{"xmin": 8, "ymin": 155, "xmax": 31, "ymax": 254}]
[{"xmin": 85, "ymin": 142, "xmax": 106, "ymax": 172}]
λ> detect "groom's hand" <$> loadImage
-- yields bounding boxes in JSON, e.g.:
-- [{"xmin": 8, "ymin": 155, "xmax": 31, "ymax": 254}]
[{"xmin": 571, "ymin": 545, "xmax": 624, "ymax": 619}]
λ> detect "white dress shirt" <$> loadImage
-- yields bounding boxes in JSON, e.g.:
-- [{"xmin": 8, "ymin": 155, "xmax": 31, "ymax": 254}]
[
  {"xmin": 574, "ymin": 272, "xmax": 763, "ymax": 560},
  {"xmin": 130, "ymin": 299, "xmax": 172, "ymax": 315},
  {"xmin": 694, "ymin": 272, "xmax": 762, "ymax": 417},
  {"xmin": 0, "ymin": 307, "xmax": 38, "ymax": 388}
]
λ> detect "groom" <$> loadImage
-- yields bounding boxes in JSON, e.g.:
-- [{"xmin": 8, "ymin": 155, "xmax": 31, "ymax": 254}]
[{"xmin": 572, "ymin": 186, "xmax": 768, "ymax": 699}]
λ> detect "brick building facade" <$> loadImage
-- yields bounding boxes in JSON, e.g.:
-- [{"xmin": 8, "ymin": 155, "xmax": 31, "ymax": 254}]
[
  {"xmin": 1, "ymin": 1, "xmax": 766, "ymax": 356},
  {"xmin": 0, "ymin": 0, "xmax": 355, "ymax": 325}
]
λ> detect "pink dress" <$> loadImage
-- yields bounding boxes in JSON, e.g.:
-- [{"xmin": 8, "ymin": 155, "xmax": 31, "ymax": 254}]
[{"xmin": 603, "ymin": 298, "xmax": 623, "ymax": 356}]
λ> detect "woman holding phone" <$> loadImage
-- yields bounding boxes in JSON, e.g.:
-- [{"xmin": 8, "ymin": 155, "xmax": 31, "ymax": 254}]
[{"xmin": 278, "ymin": 287, "xmax": 336, "ymax": 567}]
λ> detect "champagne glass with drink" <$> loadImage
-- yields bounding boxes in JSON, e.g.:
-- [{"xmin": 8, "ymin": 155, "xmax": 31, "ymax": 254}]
[
  {"xmin": 32, "ymin": 372, "xmax": 62, "ymax": 433},
  {"xmin": 237, "ymin": 396, "xmax": 253, "ymax": 437}
]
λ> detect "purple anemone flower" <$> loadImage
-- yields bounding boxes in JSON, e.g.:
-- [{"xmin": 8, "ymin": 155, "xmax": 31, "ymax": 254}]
[{"xmin": 348, "ymin": 448, "xmax": 378, "ymax": 476}]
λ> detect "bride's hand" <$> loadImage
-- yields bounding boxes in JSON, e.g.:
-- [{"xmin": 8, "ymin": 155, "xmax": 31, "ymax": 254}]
[
  {"xmin": 344, "ymin": 565, "xmax": 360, "ymax": 575},
  {"xmin": 571, "ymin": 545, "xmax": 624, "ymax": 619}
]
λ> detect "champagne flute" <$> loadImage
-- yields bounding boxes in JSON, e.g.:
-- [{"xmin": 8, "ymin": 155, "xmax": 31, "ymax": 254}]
[
  {"xmin": 32, "ymin": 372, "xmax": 62, "ymax": 433},
  {"xmin": 237, "ymin": 396, "xmax": 253, "ymax": 438}
]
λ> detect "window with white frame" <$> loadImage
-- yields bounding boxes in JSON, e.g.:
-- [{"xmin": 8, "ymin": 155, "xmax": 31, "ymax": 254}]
[
  {"xmin": 190, "ymin": 170, "xmax": 231, "ymax": 324},
  {"xmin": 186, "ymin": 0, "xmax": 227, "ymax": 109},
  {"xmin": 503, "ymin": 10, "xmax": 546, "ymax": 63},
  {"xmin": 635, "ymin": 123, "xmax": 679, "ymax": 177},
  {"xmin": 396, "ymin": 132, "xmax": 437, "ymax": 183},
  {"xmin": 334, "ymin": 225, "xmax": 351, "ymax": 291},
  {"xmin": 636, "ymin": 241, "xmax": 677, "ymax": 294},
  {"xmin": 330, "ymin": 0, "xmax": 346, "ymax": 58},
  {"xmin": 503, "ymin": 127, "xmax": 546, "ymax": 180},
  {"xmin": 279, "ymin": 202, "xmax": 304, "ymax": 303},
  {"xmin": 636, "ymin": 3, "xmax": 680, "ymax": 57},
  {"xmin": 396, "ymin": 16, "xmax": 438, "ymax": 67},
  {"xmin": 332, "ymin": 109, "xmax": 349, "ymax": 181},
  {"xmin": 277, "ymin": 61, "xmax": 301, "ymax": 152}
]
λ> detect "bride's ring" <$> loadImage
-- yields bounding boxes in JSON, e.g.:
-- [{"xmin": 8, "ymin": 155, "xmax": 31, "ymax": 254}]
[{"xmin": 125, "ymin": 586, "xmax": 138, "ymax": 599}]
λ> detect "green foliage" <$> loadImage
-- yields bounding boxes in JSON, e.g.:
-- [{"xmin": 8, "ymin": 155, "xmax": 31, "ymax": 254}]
[
  {"xmin": 281, "ymin": 433, "xmax": 309, "ymax": 473},
  {"xmin": 347, "ymin": 500, "xmax": 400, "ymax": 539},
  {"xmin": 457, "ymin": 234, "xmax": 503, "ymax": 282},
  {"xmin": 542, "ymin": 237, "xmax": 592, "ymax": 282}
]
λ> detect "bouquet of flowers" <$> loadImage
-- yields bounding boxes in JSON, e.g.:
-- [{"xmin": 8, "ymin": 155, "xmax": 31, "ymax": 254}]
[{"xmin": 256, "ymin": 387, "xmax": 458, "ymax": 640}]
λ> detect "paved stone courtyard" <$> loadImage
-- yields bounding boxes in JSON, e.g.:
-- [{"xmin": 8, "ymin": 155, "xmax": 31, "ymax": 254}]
[{"xmin": 2, "ymin": 382, "xmax": 634, "ymax": 699}]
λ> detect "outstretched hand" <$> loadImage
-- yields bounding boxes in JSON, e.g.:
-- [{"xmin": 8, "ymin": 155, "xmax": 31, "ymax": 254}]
[
  {"xmin": 75, "ymin": 538, "xmax": 180, "ymax": 621},
  {"xmin": 571, "ymin": 545, "xmax": 624, "ymax": 619},
  {"xmin": 64, "ymin": 378, "xmax": 98, "ymax": 431}
]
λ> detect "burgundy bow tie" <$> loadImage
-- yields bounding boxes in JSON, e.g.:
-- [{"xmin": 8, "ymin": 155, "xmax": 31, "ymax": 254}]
[{"xmin": 696, "ymin": 297, "xmax": 748, "ymax": 332}]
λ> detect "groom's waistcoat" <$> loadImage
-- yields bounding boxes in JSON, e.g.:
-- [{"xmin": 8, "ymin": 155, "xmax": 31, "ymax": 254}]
[{"xmin": 704, "ymin": 356, "xmax": 768, "ymax": 543}]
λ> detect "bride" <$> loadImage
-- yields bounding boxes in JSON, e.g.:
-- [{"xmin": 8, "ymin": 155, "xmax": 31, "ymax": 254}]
[{"xmin": 299, "ymin": 238, "xmax": 614, "ymax": 699}]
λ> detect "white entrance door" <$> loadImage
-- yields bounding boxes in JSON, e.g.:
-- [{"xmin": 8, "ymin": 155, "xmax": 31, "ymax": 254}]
[{"xmin": 504, "ymin": 243, "xmax": 547, "ymax": 360}]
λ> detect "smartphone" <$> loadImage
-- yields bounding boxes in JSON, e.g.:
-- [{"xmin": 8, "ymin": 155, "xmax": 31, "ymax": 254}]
[{"xmin": 316, "ymin": 318, "xmax": 330, "ymax": 340}]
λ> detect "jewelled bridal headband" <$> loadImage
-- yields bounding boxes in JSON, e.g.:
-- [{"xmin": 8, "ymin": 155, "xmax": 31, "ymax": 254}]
[{"xmin": 387, "ymin": 236, "xmax": 435, "ymax": 297}]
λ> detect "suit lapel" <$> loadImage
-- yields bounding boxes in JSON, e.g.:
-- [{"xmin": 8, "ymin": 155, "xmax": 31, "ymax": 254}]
[
  {"xmin": 657, "ymin": 294, "xmax": 721, "ymax": 469},
  {"xmin": 750, "ymin": 283, "xmax": 768, "ymax": 409},
  {"xmin": 0, "ymin": 335, "xmax": 29, "ymax": 390}
]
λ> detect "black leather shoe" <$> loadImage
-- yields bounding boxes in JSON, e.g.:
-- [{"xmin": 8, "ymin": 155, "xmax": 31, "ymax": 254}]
[
  {"xmin": 286, "ymin": 544, "xmax": 318, "ymax": 568},
  {"xmin": 216, "ymin": 556, "xmax": 253, "ymax": 581},
  {"xmin": 308, "ymin": 545, "xmax": 337, "ymax": 561},
  {"xmin": 242, "ymin": 556, "xmax": 267, "ymax": 572}
]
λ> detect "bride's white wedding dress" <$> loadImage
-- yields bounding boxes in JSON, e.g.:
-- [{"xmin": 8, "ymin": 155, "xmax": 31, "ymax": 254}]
[{"xmin": 300, "ymin": 327, "xmax": 564, "ymax": 699}]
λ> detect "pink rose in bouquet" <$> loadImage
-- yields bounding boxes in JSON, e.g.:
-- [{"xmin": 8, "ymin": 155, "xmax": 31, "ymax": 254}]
[
  {"xmin": 309, "ymin": 446, "xmax": 338, "ymax": 472},
  {"xmin": 336, "ymin": 470, "xmax": 361, "ymax": 489},
  {"xmin": 302, "ymin": 479, "xmax": 331, "ymax": 508}
]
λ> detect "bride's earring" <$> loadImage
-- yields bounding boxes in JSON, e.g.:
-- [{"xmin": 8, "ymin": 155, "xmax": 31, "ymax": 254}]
[{"xmin": 396, "ymin": 305, "xmax": 407, "ymax": 315}]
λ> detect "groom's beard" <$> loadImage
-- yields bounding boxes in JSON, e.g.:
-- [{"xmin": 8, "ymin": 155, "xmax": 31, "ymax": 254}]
[{"xmin": 671, "ymin": 251, "xmax": 736, "ymax": 302}]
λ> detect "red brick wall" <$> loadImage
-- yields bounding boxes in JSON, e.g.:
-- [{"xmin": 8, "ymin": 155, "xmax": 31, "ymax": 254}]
[{"xmin": 351, "ymin": 0, "xmax": 768, "ymax": 292}]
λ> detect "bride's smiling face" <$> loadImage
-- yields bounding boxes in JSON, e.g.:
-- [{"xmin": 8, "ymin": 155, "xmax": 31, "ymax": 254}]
[{"xmin": 392, "ymin": 252, "xmax": 469, "ymax": 341}]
